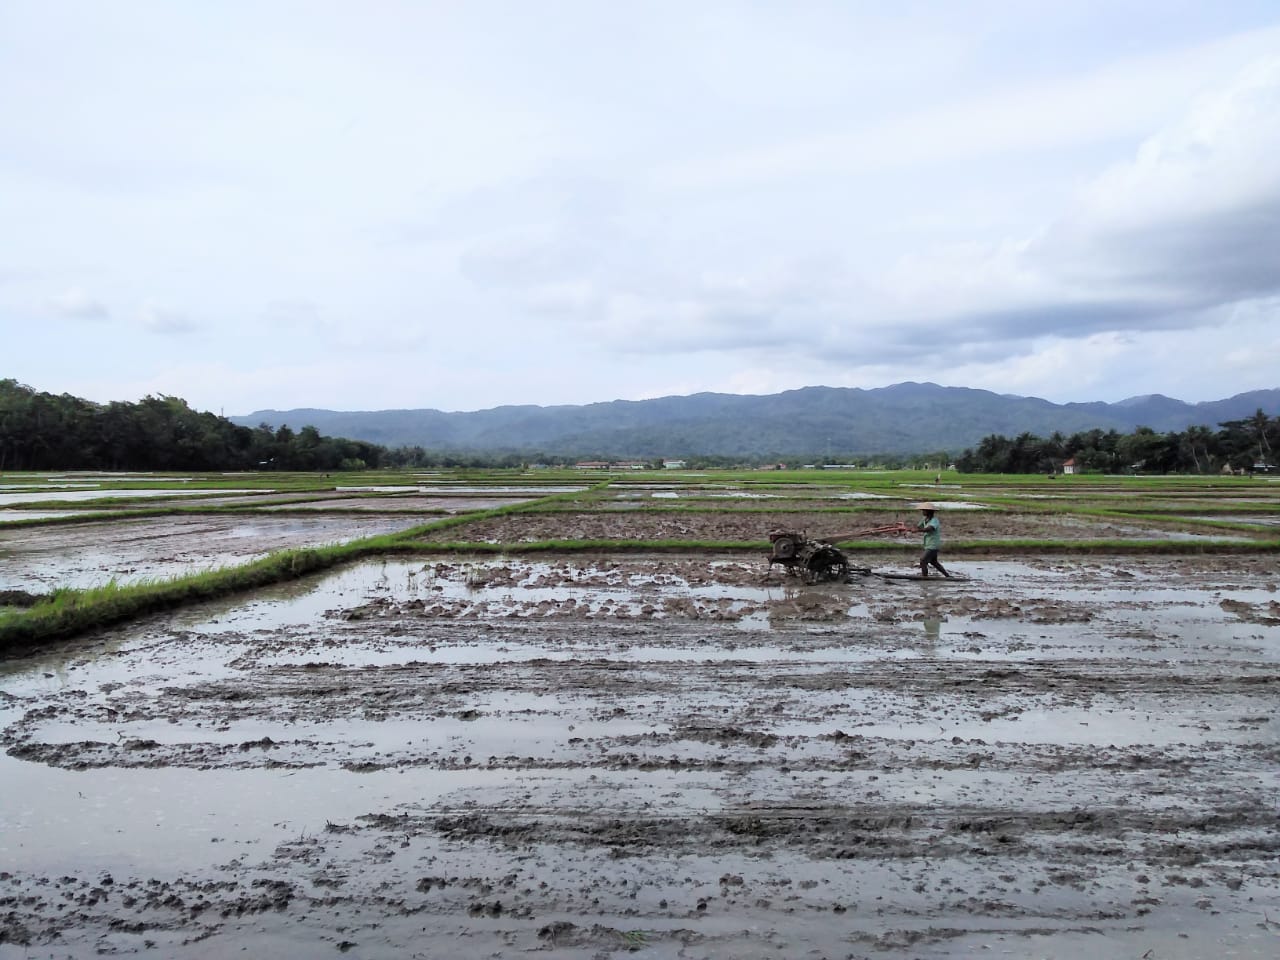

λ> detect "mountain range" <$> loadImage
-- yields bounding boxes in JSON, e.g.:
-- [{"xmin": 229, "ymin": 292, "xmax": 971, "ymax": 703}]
[{"xmin": 232, "ymin": 383, "xmax": 1280, "ymax": 458}]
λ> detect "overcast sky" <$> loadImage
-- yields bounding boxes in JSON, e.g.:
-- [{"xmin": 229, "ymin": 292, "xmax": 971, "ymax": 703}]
[{"xmin": 3, "ymin": 1, "xmax": 1279, "ymax": 415}]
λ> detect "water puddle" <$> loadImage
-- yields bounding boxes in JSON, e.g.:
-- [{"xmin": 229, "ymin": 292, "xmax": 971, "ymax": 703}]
[
  {"xmin": 0, "ymin": 761, "xmax": 502, "ymax": 873},
  {"xmin": 774, "ymin": 703, "xmax": 1277, "ymax": 747}
]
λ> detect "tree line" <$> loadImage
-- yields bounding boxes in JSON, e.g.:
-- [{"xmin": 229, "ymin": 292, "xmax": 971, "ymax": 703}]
[
  {"xmin": 0, "ymin": 380, "xmax": 385, "ymax": 471},
  {"xmin": 955, "ymin": 411, "xmax": 1279, "ymax": 474},
  {"xmin": 7, "ymin": 378, "xmax": 1277, "ymax": 475},
  {"xmin": 1, "ymin": 378, "xmax": 900, "ymax": 472}
]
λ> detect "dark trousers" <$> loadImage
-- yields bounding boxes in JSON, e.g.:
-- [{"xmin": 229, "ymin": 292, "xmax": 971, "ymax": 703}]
[{"xmin": 920, "ymin": 549, "xmax": 948, "ymax": 576}]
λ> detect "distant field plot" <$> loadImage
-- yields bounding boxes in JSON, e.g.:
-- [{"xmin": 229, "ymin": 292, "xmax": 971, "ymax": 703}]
[
  {"xmin": 0, "ymin": 474, "xmax": 593, "ymax": 595},
  {"xmin": 0, "ymin": 488, "xmax": 264, "ymax": 506},
  {"xmin": 0, "ymin": 491, "xmax": 358, "ymax": 513},
  {"xmin": 256, "ymin": 494, "xmax": 534, "ymax": 513},
  {"xmin": 593, "ymin": 497, "xmax": 905, "ymax": 514},
  {"xmin": 416, "ymin": 505, "xmax": 1266, "ymax": 545},
  {"xmin": 605, "ymin": 482, "xmax": 890, "ymax": 499},
  {"xmin": 0, "ymin": 514, "xmax": 425, "ymax": 592}
]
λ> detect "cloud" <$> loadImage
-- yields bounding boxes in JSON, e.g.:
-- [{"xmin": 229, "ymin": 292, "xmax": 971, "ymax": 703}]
[
  {"xmin": 1034, "ymin": 57, "xmax": 1280, "ymax": 309},
  {"xmin": 262, "ymin": 299, "xmax": 330, "ymax": 332},
  {"xmin": 9, "ymin": 5, "xmax": 1278, "ymax": 415},
  {"xmin": 656, "ymin": 25, "xmax": 1280, "ymax": 190},
  {"xmin": 443, "ymin": 55, "xmax": 1280, "ymax": 384},
  {"xmin": 798, "ymin": 54, "xmax": 1280, "ymax": 365},
  {"xmin": 48, "ymin": 288, "xmax": 109, "ymax": 321},
  {"xmin": 139, "ymin": 302, "xmax": 197, "ymax": 335}
]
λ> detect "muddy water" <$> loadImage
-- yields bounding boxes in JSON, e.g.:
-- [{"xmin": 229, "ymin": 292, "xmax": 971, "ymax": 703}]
[{"xmin": 1, "ymin": 553, "xmax": 1278, "ymax": 957}]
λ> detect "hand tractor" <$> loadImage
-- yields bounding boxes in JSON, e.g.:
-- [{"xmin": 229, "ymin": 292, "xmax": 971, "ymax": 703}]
[{"xmin": 766, "ymin": 522, "xmax": 910, "ymax": 584}]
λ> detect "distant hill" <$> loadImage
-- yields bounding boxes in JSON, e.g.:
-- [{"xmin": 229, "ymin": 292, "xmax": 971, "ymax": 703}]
[{"xmin": 232, "ymin": 383, "xmax": 1280, "ymax": 458}]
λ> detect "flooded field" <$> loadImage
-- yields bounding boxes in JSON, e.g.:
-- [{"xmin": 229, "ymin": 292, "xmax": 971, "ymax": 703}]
[
  {"xmin": 1, "ymin": 472, "xmax": 1278, "ymax": 958},
  {"xmin": 0, "ymin": 489, "xmax": 262, "ymax": 506},
  {"xmin": 2, "ymin": 546, "xmax": 1278, "ymax": 958},
  {"xmin": 0, "ymin": 515, "xmax": 426, "ymax": 592}
]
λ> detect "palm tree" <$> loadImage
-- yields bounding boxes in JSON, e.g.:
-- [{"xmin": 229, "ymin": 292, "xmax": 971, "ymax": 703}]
[
  {"xmin": 1181, "ymin": 425, "xmax": 1212, "ymax": 473},
  {"xmin": 1251, "ymin": 409, "xmax": 1273, "ymax": 462}
]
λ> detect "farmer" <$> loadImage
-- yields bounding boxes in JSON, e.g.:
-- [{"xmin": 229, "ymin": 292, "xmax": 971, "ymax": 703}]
[{"xmin": 915, "ymin": 503, "xmax": 951, "ymax": 578}]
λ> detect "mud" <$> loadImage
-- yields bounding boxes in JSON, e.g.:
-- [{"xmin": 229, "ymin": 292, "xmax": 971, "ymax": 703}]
[
  {"xmin": 2, "ymin": 552, "xmax": 1278, "ymax": 958},
  {"xmin": 415, "ymin": 508, "xmax": 1263, "ymax": 544}
]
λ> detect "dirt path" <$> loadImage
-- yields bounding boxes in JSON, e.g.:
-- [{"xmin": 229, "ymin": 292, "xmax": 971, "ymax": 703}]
[{"xmin": 2, "ymin": 553, "xmax": 1278, "ymax": 958}]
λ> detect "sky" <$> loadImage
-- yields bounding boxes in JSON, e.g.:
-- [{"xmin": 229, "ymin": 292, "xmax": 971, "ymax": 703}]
[{"xmin": 3, "ymin": 0, "xmax": 1280, "ymax": 415}]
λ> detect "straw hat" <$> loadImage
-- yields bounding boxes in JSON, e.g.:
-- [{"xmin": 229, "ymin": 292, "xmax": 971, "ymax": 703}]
[{"xmin": 915, "ymin": 502, "xmax": 938, "ymax": 511}]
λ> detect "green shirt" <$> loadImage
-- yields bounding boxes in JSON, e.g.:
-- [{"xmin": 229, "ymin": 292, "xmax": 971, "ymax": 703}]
[{"xmin": 917, "ymin": 516, "xmax": 941, "ymax": 550}]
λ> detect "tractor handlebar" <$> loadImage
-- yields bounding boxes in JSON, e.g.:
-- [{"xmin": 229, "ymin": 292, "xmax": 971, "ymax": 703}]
[{"xmin": 819, "ymin": 522, "xmax": 913, "ymax": 542}]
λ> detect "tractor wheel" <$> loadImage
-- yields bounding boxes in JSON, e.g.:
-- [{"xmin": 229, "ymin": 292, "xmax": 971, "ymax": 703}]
[
  {"xmin": 825, "ymin": 559, "xmax": 850, "ymax": 582},
  {"xmin": 770, "ymin": 536, "xmax": 798, "ymax": 560},
  {"xmin": 805, "ymin": 548, "xmax": 849, "ymax": 584}
]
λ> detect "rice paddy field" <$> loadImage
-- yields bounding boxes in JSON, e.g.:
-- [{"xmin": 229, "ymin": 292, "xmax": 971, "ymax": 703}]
[{"xmin": 1, "ymin": 469, "xmax": 1278, "ymax": 959}]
